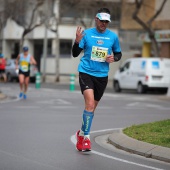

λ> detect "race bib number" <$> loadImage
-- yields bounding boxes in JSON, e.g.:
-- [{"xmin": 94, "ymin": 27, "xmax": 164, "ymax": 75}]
[
  {"xmin": 20, "ymin": 61, "xmax": 29, "ymax": 72},
  {"xmin": 91, "ymin": 46, "xmax": 108, "ymax": 62}
]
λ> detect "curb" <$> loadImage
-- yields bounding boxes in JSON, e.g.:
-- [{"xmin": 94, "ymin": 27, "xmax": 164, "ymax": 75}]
[{"xmin": 108, "ymin": 129, "xmax": 170, "ymax": 163}]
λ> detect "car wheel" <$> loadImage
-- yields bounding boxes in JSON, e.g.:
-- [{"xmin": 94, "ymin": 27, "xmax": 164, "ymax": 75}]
[
  {"xmin": 114, "ymin": 81, "xmax": 121, "ymax": 92},
  {"xmin": 7, "ymin": 73, "xmax": 13, "ymax": 82},
  {"xmin": 137, "ymin": 83, "xmax": 145, "ymax": 94}
]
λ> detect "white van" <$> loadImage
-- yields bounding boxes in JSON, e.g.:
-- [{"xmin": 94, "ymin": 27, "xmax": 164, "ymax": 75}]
[{"xmin": 113, "ymin": 57, "xmax": 170, "ymax": 93}]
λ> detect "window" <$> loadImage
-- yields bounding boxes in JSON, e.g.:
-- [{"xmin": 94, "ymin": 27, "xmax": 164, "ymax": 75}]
[
  {"xmin": 60, "ymin": 40, "xmax": 72, "ymax": 58},
  {"xmin": 120, "ymin": 62, "xmax": 130, "ymax": 72}
]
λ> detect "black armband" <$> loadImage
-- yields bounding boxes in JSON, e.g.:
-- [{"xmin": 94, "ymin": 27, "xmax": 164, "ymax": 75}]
[
  {"xmin": 113, "ymin": 52, "xmax": 122, "ymax": 62},
  {"xmin": 72, "ymin": 42, "xmax": 83, "ymax": 57}
]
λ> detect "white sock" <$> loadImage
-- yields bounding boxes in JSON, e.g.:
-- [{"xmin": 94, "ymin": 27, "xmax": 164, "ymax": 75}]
[
  {"xmin": 79, "ymin": 129, "xmax": 84, "ymax": 136},
  {"xmin": 84, "ymin": 135, "xmax": 90, "ymax": 139}
]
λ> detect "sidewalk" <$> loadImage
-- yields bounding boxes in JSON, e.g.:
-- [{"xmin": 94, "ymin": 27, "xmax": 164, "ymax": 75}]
[{"xmin": 108, "ymin": 129, "xmax": 170, "ymax": 163}]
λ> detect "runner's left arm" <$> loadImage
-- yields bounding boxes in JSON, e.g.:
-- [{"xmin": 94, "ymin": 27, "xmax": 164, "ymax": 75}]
[
  {"xmin": 30, "ymin": 56, "xmax": 37, "ymax": 65},
  {"xmin": 112, "ymin": 35, "xmax": 122, "ymax": 62},
  {"xmin": 113, "ymin": 52, "xmax": 122, "ymax": 62}
]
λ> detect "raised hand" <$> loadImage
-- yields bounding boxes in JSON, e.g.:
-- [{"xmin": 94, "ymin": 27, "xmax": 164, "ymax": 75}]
[{"xmin": 75, "ymin": 26, "xmax": 85, "ymax": 43}]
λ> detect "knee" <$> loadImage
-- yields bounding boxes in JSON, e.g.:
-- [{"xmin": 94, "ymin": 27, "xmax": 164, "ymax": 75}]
[
  {"xmin": 85, "ymin": 101, "xmax": 95, "ymax": 112},
  {"xmin": 19, "ymin": 80, "xmax": 24, "ymax": 85}
]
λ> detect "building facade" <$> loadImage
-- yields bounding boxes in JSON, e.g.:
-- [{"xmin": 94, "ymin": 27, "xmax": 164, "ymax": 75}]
[
  {"xmin": 0, "ymin": 0, "xmax": 124, "ymax": 81},
  {"xmin": 121, "ymin": 0, "xmax": 170, "ymax": 58}
]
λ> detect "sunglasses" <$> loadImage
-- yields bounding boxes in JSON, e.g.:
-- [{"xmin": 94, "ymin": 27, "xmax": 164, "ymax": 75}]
[{"xmin": 97, "ymin": 18, "xmax": 109, "ymax": 23}]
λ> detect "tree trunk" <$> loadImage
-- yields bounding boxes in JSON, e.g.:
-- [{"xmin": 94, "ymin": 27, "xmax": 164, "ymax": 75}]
[
  {"xmin": 132, "ymin": 0, "xmax": 167, "ymax": 58},
  {"xmin": 19, "ymin": 35, "xmax": 24, "ymax": 52},
  {"xmin": 55, "ymin": 24, "xmax": 60, "ymax": 82},
  {"xmin": 149, "ymin": 34, "xmax": 160, "ymax": 57}
]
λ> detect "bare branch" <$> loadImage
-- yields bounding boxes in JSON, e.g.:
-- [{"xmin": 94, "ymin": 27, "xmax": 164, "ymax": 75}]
[
  {"xmin": 132, "ymin": 0, "xmax": 162, "ymax": 57},
  {"xmin": 28, "ymin": 0, "xmax": 43, "ymax": 29},
  {"xmin": 132, "ymin": 0, "xmax": 150, "ymax": 32},
  {"xmin": 22, "ymin": 23, "xmax": 43, "ymax": 37},
  {"xmin": 147, "ymin": 0, "xmax": 167, "ymax": 26}
]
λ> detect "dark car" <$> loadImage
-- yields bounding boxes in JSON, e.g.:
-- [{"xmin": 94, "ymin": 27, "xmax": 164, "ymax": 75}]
[{"xmin": 5, "ymin": 59, "xmax": 38, "ymax": 82}]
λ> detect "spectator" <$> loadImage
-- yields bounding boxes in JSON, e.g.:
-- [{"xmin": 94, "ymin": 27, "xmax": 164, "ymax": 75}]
[{"xmin": 0, "ymin": 53, "xmax": 7, "ymax": 82}]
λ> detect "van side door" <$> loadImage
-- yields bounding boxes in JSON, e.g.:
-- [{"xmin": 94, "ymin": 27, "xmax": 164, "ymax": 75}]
[{"xmin": 119, "ymin": 61, "xmax": 131, "ymax": 88}]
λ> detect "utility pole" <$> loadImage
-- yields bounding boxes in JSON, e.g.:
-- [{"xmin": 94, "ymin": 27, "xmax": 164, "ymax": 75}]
[
  {"xmin": 42, "ymin": 0, "xmax": 48, "ymax": 82},
  {"xmin": 54, "ymin": 0, "xmax": 60, "ymax": 82},
  {"xmin": 42, "ymin": 25, "xmax": 48, "ymax": 82}
]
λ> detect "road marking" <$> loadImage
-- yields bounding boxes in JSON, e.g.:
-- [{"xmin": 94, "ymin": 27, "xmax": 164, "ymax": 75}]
[
  {"xmin": 16, "ymin": 106, "xmax": 40, "ymax": 109},
  {"xmin": 97, "ymin": 106, "xmax": 113, "ymax": 109},
  {"xmin": 37, "ymin": 99, "xmax": 71, "ymax": 105},
  {"xmin": 70, "ymin": 129, "xmax": 164, "ymax": 170},
  {"xmin": 147, "ymin": 104, "xmax": 170, "ymax": 110},
  {"xmin": 127, "ymin": 102, "xmax": 139, "ymax": 107},
  {"xmin": 50, "ymin": 106, "xmax": 77, "ymax": 109},
  {"xmin": 126, "ymin": 102, "xmax": 170, "ymax": 111}
]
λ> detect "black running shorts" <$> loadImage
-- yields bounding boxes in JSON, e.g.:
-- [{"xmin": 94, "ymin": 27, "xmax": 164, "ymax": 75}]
[
  {"xmin": 19, "ymin": 69, "xmax": 30, "ymax": 77},
  {"xmin": 79, "ymin": 72, "xmax": 108, "ymax": 101},
  {"xmin": 0, "ymin": 69, "xmax": 5, "ymax": 74}
]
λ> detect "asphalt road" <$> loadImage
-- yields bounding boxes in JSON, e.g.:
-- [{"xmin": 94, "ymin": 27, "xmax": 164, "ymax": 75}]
[{"xmin": 0, "ymin": 83, "xmax": 170, "ymax": 170}]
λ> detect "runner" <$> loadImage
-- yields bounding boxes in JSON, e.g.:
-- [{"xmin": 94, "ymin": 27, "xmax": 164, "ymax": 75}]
[
  {"xmin": 16, "ymin": 46, "xmax": 37, "ymax": 99},
  {"xmin": 72, "ymin": 8, "xmax": 122, "ymax": 151},
  {"xmin": 0, "ymin": 53, "xmax": 7, "ymax": 83}
]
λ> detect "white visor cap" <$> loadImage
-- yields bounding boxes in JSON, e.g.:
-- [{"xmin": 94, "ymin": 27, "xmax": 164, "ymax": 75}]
[{"xmin": 96, "ymin": 13, "xmax": 111, "ymax": 22}]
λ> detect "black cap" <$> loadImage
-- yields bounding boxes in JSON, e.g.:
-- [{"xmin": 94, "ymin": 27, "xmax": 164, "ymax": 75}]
[{"xmin": 23, "ymin": 46, "xmax": 29, "ymax": 52}]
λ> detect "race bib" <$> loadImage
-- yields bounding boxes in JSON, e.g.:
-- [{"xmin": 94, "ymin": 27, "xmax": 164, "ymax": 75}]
[
  {"xmin": 91, "ymin": 46, "xmax": 108, "ymax": 62},
  {"xmin": 20, "ymin": 61, "xmax": 29, "ymax": 72}
]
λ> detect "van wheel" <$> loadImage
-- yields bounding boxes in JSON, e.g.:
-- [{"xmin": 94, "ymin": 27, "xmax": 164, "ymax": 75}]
[
  {"xmin": 137, "ymin": 83, "xmax": 145, "ymax": 94},
  {"xmin": 114, "ymin": 81, "xmax": 121, "ymax": 92}
]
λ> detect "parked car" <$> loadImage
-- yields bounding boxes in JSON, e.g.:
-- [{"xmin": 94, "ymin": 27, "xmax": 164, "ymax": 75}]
[
  {"xmin": 5, "ymin": 59, "xmax": 38, "ymax": 82},
  {"xmin": 113, "ymin": 57, "xmax": 170, "ymax": 93}
]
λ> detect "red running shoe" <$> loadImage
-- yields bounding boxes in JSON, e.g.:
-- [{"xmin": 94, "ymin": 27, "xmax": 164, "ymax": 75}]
[
  {"xmin": 76, "ymin": 130, "xmax": 84, "ymax": 151},
  {"xmin": 82, "ymin": 137, "xmax": 91, "ymax": 152}
]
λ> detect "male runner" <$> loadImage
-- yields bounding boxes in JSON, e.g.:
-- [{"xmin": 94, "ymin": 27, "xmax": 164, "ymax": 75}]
[
  {"xmin": 16, "ymin": 46, "xmax": 37, "ymax": 99},
  {"xmin": 72, "ymin": 8, "xmax": 122, "ymax": 151}
]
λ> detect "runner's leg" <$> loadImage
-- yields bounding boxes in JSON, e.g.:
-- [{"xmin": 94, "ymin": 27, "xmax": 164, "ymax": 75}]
[
  {"xmin": 19, "ymin": 74, "xmax": 24, "ymax": 92},
  {"xmin": 24, "ymin": 76, "xmax": 30, "ymax": 94}
]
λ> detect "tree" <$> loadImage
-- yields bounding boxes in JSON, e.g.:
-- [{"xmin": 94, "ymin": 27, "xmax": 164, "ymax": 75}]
[
  {"xmin": 19, "ymin": 0, "xmax": 45, "ymax": 50},
  {"xmin": 0, "ymin": 0, "xmax": 8, "ymax": 37},
  {"xmin": 47, "ymin": 0, "xmax": 81, "ymax": 82},
  {"xmin": 1, "ymin": 0, "xmax": 45, "ymax": 51},
  {"xmin": 132, "ymin": 0, "xmax": 167, "ymax": 57}
]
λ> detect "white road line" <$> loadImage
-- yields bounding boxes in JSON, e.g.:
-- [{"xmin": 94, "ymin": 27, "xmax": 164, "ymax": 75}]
[
  {"xmin": 97, "ymin": 106, "xmax": 113, "ymax": 109},
  {"xmin": 70, "ymin": 129, "xmax": 164, "ymax": 170},
  {"xmin": 147, "ymin": 104, "xmax": 170, "ymax": 110},
  {"xmin": 50, "ymin": 106, "xmax": 77, "ymax": 109},
  {"xmin": 16, "ymin": 106, "xmax": 40, "ymax": 109},
  {"xmin": 57, "ymin": 99, "xmax": 71, "ymax": 104},
  {"xmin": 37, "ymin": 99, "xmax": 71, "ymax": 105},
  {"xmin": 126, "ymin": 102, "xmax": 170, "ymax": 111},
  {"xmin": 127, "ymin": 102, "xmax": 139, "ymax": 107}
]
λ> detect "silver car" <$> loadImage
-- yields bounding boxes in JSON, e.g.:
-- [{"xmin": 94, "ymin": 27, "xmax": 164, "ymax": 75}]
[{"xmin": 5, "ymin": 59, "xmax": 38, "ymax": 82}]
